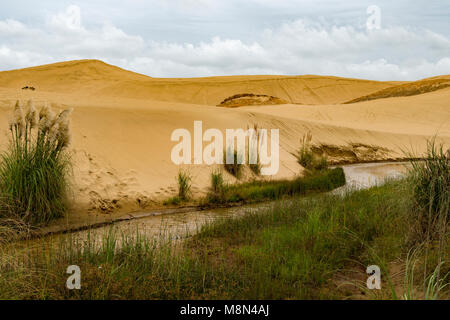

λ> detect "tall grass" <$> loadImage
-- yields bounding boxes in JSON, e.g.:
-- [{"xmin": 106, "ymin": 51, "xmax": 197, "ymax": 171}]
[
  {"xmin": 405, "ymin": 140, "xmax": 449, "ymax": 299},
  {"xmin": 0, "ymin": 174, "xmax": 447, "ymax": 299},
  {"xmin": 177, "ymin": 170, "xmax": 192, "ymax": 201},
  {"xmin": 204, "ymin": 167, "xmax": 345, "ymax": 205},
  {"xmin": 296, "ymin": 132, "xmax": 328, "ymax": 171},
  {"xmin": 208, "ymin": 169, "xmax": 226, "ymax": 203},
  {"xmin": 248, "ymin": 124, "xmax": 261, "ymax": 175},
  {"xmin": 0, "ymin": 179, "xmax": 408, "ymax": 299},
  {"xmin": 0, "ymin": 100, "xmax": 72, "ymax": 225},
  {"xmin": 223, "ymin": 148, "xmax": 243, "ymax": 179},
  {"xmin": 408, "ymin": 140, "xmax": 449, "ymax": 240}
]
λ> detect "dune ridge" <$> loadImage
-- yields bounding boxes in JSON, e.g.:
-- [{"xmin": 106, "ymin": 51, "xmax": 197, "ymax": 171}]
[{"xmin": 0, "ymin": 59, "xmax": 399, "ymax": 105}]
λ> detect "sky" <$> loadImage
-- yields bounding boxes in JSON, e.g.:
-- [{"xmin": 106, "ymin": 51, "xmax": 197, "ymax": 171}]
[{"xmin": 0, "ymin": 0, "xmax": 449, "ymax": 80}]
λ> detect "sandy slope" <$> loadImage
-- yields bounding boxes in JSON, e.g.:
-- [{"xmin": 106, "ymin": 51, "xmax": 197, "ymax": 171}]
[{"xmin": 0, "ymin": 60, "xmax": 448, "ymax": 226}]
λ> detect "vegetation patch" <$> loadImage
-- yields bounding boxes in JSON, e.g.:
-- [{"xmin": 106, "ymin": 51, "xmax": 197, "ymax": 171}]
[
  {"xmin": 345, "ymin": 79, "xmax": 450, "ymax": 104},
  {"xmin": 0, "ymin": 139, "xmax": 446, "ymax": 300},
  {"xmin": 205, "ymin": 167, "xmax": 345, "ymax": 205},
  {"xmin": 296, "ymin": 132, "xmax": 329, "ymax": 170},
  {"xmin": 0, "ymin": 100, "xmax": 72, "ymax": 225},
  {"xmin": 223, "ymin": 148, "xmax": 244, "ymax": 179},
  {"xmin": 218, "ymin": 93, "xmax": 288, "ymax": 108},
  {"xmin": 1, "ymin": 174, "xmax": 446, "ymax": 299}
]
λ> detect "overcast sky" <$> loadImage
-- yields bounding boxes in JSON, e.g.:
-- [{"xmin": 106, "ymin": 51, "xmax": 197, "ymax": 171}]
[{"xmin": 0, "ymin": 0, "xmax": 449, "ymax": 80}]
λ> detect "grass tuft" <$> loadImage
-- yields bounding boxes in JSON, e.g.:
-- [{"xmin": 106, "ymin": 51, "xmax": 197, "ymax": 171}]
[
  {"xmin": 408, "ymin": 140, "xmax": 449, "ymax": 240},
  {"xmin": 223, "ymin": 148, "xmax": 244, "ymax": 179},
  {"xmin": 177, "ymin": 170, "xmax": 192, "ymax": 201},
  {"xmin": 297, "ymin": 132, "xmax": 328, "ymax": 171},
  {"xmin": 0, "ymin": 100, "xmax": 72, "ymax": 225}
]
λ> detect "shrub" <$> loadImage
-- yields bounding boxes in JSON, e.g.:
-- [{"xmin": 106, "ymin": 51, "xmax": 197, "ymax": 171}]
[
  {"xmin": 0, "ymin": 100, "xmax": 72, "ymax": 225},
  {"xmin": 177, "ymin": 170, "xmax": 192, "ymax": 201}
]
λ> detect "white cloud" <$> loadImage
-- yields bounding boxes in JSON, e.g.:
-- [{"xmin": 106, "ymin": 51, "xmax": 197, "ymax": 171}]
[
  {"xmin": 0, "ymin": 4, "xmax": 449, "ymax": 80},
  {"xmin": 49, "ymin": 5, "xmax": 83, "ymax": 31}
]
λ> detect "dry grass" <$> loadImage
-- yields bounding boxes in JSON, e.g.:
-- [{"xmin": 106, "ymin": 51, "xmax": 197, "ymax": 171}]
[
  {"xmin": 345, "ymin": 79, "xmax": 450, "ymax": 104},
  {"xmin": 218, "ymin": 93, "xmax": 288, "ymax": 108}
]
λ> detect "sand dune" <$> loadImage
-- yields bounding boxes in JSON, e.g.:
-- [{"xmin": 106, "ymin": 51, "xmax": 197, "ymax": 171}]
[
  {"xmin": 0, "ymin": 59, "xmax": 399, "ymax": 105},
  {"xmin": 0, "ymin": 60, "xmax": 448, "ymax": 226}
]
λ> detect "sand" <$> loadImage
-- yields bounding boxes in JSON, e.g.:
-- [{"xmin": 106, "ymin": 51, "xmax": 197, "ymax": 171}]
[{"xmin": 0, "ymin": 59, "xmax": 448, "ymax": 226}]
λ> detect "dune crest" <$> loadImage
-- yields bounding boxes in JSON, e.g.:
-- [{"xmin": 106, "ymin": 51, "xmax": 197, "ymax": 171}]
[{"xmin": 0, "ymin": 59, "xmax": 399, "ymax": 105}]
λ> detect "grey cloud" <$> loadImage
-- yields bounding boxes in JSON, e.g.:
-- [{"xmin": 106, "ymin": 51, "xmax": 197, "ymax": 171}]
[{"xmin": 0, "ymin": 2, "xmax": 449, "ymax": 80}]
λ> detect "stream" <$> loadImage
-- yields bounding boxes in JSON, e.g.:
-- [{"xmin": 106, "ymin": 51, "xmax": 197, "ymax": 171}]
[{"xmin": 51, "ymin": 161, "xmax": 411, "ymax": 244}]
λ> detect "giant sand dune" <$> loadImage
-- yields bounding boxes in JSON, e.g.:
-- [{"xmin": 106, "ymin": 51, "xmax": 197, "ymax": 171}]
[{"xmin": 0, "ymin": 59, "xmax": 448, "ymax": 226}]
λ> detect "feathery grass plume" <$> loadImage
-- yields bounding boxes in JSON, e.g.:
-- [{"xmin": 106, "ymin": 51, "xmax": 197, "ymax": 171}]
[
  {"xmin": 38, "ymin": 103, "xmax": 56, "ymax": 134},
  {"xmin": 297, "ymin": 132, "xmax": 313, "ymax": 168},
  {"xmin": 296, "ymin": 132, "xmax": 328, "ymax": 171},
  {"xmin": 54, "ymin": 109, "xmax": 73, "ymax": 149},
  {"xmin": 0, "ymin": 101, "xmax": 72, "ymax": 225},
  {"xmin": 12, "ymin": 100, "xmax": 25, "ymax": 138},
  {"xmin": 25, "ymin": 99, "xmax": 38, "ymax": 129}
]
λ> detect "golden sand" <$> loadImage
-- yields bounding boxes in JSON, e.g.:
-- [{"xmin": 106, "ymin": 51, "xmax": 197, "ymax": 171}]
[{"xmin": 0, "ymin": 59, "xmax": 448, "ymax": 225}]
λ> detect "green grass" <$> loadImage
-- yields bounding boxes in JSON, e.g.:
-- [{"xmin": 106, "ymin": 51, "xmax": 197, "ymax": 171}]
[
  {"xmin": 205, "ymin": 167, "xmax": 345, "ymax": 205},
  {"xmin": 296, "ymin": 132, "xmax": 329, "ymax": 171},
  {"xmin": 3, "ymin": 177, "xmax": 446, "ymax": 300},
  {"xmin": 408, "ymin": 140, "xmax": 449, "ymax": 240},
  {"xmin": 207, "ymin": 170, "xmax": 226, "ymax": 203},
  {"xmin": 0, "ymin": 101, "xmax": 72, "ymax": 225},
  {"xmin": 0, "ymin": 143, "xmax": 447, "ymax": 300},
  {"xmin": 177, "ymin": 170, "xmax": 192, "ymax": 201},
  {"xmin": 223, "ymin": 149, "xmax": 244, "ymax": 179}
]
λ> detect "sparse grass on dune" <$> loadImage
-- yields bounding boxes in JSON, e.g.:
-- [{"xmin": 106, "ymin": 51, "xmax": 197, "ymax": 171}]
[{"xmin": 163, "ymin": 170, "xmax": 192, "ymax": 205}]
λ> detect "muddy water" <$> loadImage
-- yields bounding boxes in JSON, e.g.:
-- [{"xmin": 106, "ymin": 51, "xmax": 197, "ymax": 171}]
[
  {"xmin": 333, "ymin": 162, "xmax": 410, "ymax": 193},
  {"xmin": 55, "ymin": 162, "xmax": 411, "ymax": 243}
]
